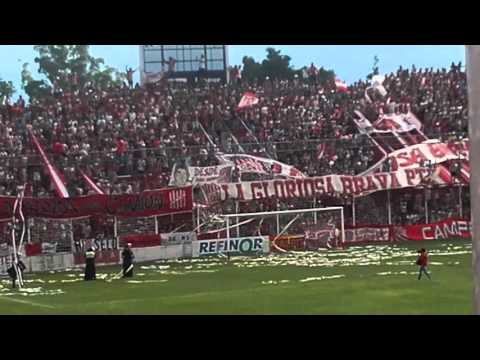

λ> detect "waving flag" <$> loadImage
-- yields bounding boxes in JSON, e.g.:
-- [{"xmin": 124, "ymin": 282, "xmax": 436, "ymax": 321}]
[
  {"xmin": 237, "ymin": 92, "xmax": 259, "ymax": 110},
  {"xmin": 217, "ymin": 154, "xmax": 306, "ymax": 179},
  {"xmin": 335, "ymin": 78, "xmax": 348, "ymax": 93},
  {"xmin": 29, "ymin": 129, "xmax": 69, "ymax": 198},
  {"xmin": 371, "ymin": 74, "xmax": 388, "ymax": 96},
  {"xmin": 374, "ymin": 112, "xmax": 422, "ymax": 133}
]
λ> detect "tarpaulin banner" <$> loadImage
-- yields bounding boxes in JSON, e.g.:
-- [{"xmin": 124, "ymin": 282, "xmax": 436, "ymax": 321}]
[
  {"xmin": 188, "ymin": 165, "xmax": 232, "ymax": 184},
  {"xmin": 217, "ymin": 153, "xmax": 306, "ymax": 179},
  {"xmin": 395, "ymin": 218, "xmax": 471, "ymax": 241},
  {"xmin": 373, "ymin": 112, "xmax": 423, "ymax": 133},
  {"xmin": 387, "ymin": 140, "xmax": 469, "ymax": 171},
  {"xmin": 0, "ymin": 187, "xmax": 193, "ymax": 219},
  {"xmin": 192, "ymin": 236, "xmax": 269, "ymax": 257},
  {"xmin": 342, "ymin": 218, "xmax": 471, "ymax": 243},
  {"xmin": 200, "ymin": 168, "xmax": 444, "ymax": 202}
]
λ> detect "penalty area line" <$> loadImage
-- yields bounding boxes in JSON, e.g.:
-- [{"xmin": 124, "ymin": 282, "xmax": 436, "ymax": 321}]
[{"xmin": 0, "ymin": 296, "xmax": 55, "ymax": 309}]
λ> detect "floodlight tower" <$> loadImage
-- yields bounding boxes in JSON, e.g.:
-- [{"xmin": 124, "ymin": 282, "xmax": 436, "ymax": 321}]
[{"xmin": 466, "ymin": 45, "xmax": 480, "ymax": 315}]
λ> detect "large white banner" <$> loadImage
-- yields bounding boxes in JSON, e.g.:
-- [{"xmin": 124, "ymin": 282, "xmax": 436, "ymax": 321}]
[
  {"xmin": 387, "ymin": 140, "xmax": 469, "ymax": 171},
  {"xmin": 170, "ymin": 164, "xmax": 232, "ymax": 186},
  {"xmin": 192, "ymin": 236, "xmax": 270, "ymax": 257},
  {"xmin": 374, "ymin": 112, "xmax": 422, "ymax": 132},
  {"xmin": 200, "ymin": 168, "xmax": 449, "ymax": 202},
  {"xmin": 188, "ymin": 165, "xmax": 232, "ymax": 184},
  {"xmin": 354, "ymin": 111, "xmax": 422, "ymax": 134},
  {"xmin": 218, "ymin": 154, "xmax": 305, "ymax": 179}
]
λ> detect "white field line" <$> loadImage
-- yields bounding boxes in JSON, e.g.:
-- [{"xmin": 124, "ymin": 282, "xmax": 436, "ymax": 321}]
[{"xmin": 0, "ymin": 296, "xmax": 55, "ymax": 309}]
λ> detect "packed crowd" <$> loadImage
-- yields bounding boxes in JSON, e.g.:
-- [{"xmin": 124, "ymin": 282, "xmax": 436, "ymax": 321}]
[{"xmin": 0, "ymin": 61, "xmax": 469, "ymax": 226}]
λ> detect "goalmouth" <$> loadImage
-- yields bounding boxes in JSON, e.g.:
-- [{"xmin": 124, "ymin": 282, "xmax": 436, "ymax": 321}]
[{"xmin": 220, "ymin": 207, "xmax": 345, "ymax": 252}]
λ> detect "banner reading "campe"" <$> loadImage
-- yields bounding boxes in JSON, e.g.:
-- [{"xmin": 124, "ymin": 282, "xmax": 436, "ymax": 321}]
[{"xmin": 192, "ymin": 236, "xmax": 269, "ymax": 257}]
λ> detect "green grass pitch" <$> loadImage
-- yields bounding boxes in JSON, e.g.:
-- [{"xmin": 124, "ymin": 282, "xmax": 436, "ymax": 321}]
[{"xmin": 0, "ymin": 240, "xmax": 472, "ymax": 315}]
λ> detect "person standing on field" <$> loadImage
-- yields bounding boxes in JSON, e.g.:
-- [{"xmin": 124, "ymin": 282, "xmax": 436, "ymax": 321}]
[
  {"xmin": 122, "ymin": 243, "xmax": 134, "ymax": 278},
  {"xmin": 7, "ymin": 253, "xmax": 26, "ymax": 289},
  {"xmin": 84, "ymin": 247, "xmax": 96, "ymax": 281},
  {"xmin": 416, "ymin": 248, "xmax": 431, "ymax": 280}
]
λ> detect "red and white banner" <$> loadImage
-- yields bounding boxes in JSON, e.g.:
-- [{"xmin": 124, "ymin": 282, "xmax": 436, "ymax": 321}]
[
  {"xmin": 29, "ymin": 129, "xmax": 70, "ymax": 198},
  {"xmin": 335, "ymin": 78, "xmax": 348, "ymax": 93},
  {"xmin": 343, "ymin": 218, "xmax": 471, "ymax": 244},
  {"xmin": 188, "ymin": 165, "xmax": 232, "ymax": 184},
  {"xmin": 200, "ymin": 168, "xmax": 448, "ymax": 202},
  {"xmin": 0, "ymin": 187, "xmax": 193, "ymax": 220},
  {"xmin": 374, "ymin": 112, "xmax": 423, "ymax": 133},
  {"xmin": 354, "ymin": 111, "xmax": 422, "ymax": 134},
  {"xmin": 345, "ymin": 225, "xmax": 393, "ymax": 244},
  {"xmin": 396, "ymin": 218, "xmax": 471, "ymax": 241},
  {"xmin": 387, "ymin": 140, "xmax": 469, "ymax": 171},
  {"xmin": 80, "ymin": 171, "xmax": 105, "ymax": 195},
  {"xmin": 237, "ymin": 92, "xmax": 259, "ymax": 110},
  {"xmin": 217, "ymin": 154, "xmax": 306, "ymax": 179},
  {"xmin": 360, "ymin": 139, "xmax": 470, "ymax": 184}
]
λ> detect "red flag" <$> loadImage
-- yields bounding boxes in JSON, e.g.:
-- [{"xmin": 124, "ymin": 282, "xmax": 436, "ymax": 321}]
[
  {"xmin": 80, "ymin": 171, "xmax": 105, "ymax": 195},
  {"xmin": 335, "ymin": 78, "xmax": 348, "ymax": 93},
  {"xmin": 237, "ymin": 92, "xmax": 259, "ymax": 110},
  {"xmin": 29, "ymin": 129, "xmax": 70, "ymax": 198}
]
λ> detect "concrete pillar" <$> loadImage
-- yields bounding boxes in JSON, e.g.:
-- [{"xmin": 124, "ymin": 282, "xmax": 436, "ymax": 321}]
[{"xmin": 466, "ymin": 46, "xmax": 480, "ymax": 314}]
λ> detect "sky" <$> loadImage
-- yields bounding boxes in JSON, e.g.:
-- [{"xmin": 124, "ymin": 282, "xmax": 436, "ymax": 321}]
[{"xmin": 0, "ymin": 45, "xmax": 466, "ymax": 100}]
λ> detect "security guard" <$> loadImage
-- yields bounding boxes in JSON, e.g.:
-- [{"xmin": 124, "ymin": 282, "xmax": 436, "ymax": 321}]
[
  {"xmin": 84, "ymin": 247, "xmax": 96, "ymax": 281},
  {"xmin": 122, "ymin": 243, "xmax": 134, "ymax": 278},
  {"xmin": 7, "ymin": 253, "xmax": 26, "ymax": 289}
]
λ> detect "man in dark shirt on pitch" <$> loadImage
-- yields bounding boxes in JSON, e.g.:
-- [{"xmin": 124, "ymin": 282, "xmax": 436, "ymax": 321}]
[
  {"xmin": 7, "ymin": 253, "xmax": 26, "ymax": 289},
  {"xmin": 84, "ymin": 247, "xmax": 96, "ymax": 281},
  {"xmin": 122, "ymin": 243, "xmax": 135, "ymax": 278}
]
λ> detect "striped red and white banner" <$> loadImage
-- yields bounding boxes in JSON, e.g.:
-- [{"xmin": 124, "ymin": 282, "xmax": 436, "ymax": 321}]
[
  {"xmin": 80, "ymin": 171, "xmax": 105, "ymax": 195},
  {"xmin": 29, "ymin": 129, "xmax": 69, "ymax": 198},
  {"xmin": 169, "ymin": 188, "xmax": 187, "ymax": 210}
]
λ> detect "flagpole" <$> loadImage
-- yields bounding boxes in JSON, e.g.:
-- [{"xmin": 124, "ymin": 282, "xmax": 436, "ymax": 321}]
[{"xmin": 466, "ymin": 45, "xmax": 480, "ymax": 314}]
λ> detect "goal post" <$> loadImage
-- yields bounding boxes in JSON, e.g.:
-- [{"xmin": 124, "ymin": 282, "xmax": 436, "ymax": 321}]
[{"xmin": 221, "ymin": 207, "xmax": 345, "ymax": 252}]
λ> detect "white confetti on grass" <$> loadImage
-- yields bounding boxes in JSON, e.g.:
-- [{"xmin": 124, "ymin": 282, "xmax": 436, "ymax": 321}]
[
  {"xmin": 377, "ymin": 271, "xmax": 420, "ymax": 276},
  {"xmin": 60, "ymin": 279, "xmax": 83, "ymax": 283},
  {"xmin": 261, "ymin": 280, "xmax": 291, "ymax": 285},
  {"xmin": 0, "ymin": 286, "xmax": 65, "ymax": 298},
  {"xmin": 126, "ymin": 280, "xmax": 168, "ymax": 284},
  {"xmin": 299, "ymin": 275, "xmax": 346, "ymax": 282}
]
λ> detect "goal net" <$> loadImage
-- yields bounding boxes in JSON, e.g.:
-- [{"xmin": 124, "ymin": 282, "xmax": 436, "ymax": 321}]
[{"xmin": 196, "ymin": 207, "xmax": 345, "ymax": 255}]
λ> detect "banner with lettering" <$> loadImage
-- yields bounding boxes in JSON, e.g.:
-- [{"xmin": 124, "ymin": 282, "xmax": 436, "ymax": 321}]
[
  {"xmin": 217, "ymin": 154, "xmax": 305, "ymax": 179},
  {"xmin": 188, "ymin": 165, "xmax": 232, "ymax": 184},
  {"xmin": 387, "ymin": 140, "xmax": 469, "ymax": 171},
  {"xmin": 0, "ymin": 187, "xmax": 193, "ymax": 220},
  {"xmin": 200, "ymin": 168, "xmax": 448, "ymax": 202},
  {"xmin": 395, "ymin": 218, "xmax": 471, "ymax": 241}
]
